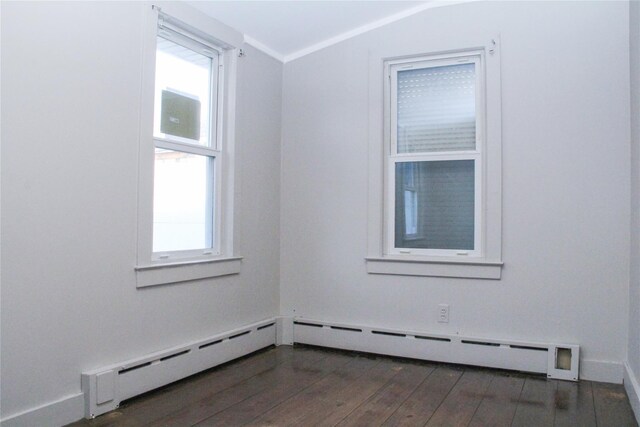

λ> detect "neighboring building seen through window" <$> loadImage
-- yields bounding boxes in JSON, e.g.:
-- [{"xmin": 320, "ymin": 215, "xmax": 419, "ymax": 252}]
[{"xmin": 395, "ymin": 160, "xmax": 475, "ymax": 250}]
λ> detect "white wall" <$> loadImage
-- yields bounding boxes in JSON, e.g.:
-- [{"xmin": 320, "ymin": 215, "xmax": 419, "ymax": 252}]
[
  {"xmin": 1, "ymin": 0, "xmax": 635, "ymax": 423},
  {"xmin": 280, "ymin": 0, "xmax": 630, "ymax": 381},
  {"xmin": 0, "ymin": 1, "xmax": 281, "ymax": 421},
  {"xmin": 628, "ymin": 0, "xmax": 640, "ymax": 411}
]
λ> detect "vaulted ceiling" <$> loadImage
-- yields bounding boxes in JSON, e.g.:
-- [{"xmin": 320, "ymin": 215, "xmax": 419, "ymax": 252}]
[{"xmin": 189, "ymin": 1, "xmax": 442, "ymax": 62}]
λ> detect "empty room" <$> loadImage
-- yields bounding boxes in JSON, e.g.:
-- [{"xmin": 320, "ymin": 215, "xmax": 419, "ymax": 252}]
[{"xmin": 2, "ymin": 0, "xmax": 640, "ymax": 425}]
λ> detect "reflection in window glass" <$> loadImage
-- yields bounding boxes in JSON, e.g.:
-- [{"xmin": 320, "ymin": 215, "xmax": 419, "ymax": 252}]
[
  {"xmin": 404, "ymin": 190, "xmax": 417, "ymax": 235},
  {"xmin": 395, "ymin": 160, "xmax": 475, "ymax": 250}
]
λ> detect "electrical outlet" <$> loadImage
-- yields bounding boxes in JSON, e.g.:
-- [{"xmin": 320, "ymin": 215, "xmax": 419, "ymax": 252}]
[{"xmin": 438, "ymin": 304, "xmax": 449, "ymax": 323}]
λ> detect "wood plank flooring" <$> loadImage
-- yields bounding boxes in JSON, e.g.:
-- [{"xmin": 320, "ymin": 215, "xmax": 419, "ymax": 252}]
[{"xmin": 68, "ymin": 345, "xmax": 637, "ymax": 427}]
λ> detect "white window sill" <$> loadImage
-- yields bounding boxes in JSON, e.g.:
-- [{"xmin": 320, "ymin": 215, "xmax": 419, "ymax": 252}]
[
  {"xmin": 365, "ymin": 256, "xmax": 503, "ymax": 279},
  {"xmin": 135, "ymin": 256, "xmax": 242, "ymax": 288}
]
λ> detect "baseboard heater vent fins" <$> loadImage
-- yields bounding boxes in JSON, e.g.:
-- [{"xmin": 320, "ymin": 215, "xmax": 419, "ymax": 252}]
[
  {"xmin": 292, "ymin": 318, "xmax": 579, "ymax": 382},
  {"xmin": 415, "ymin": 335, "xmax": 451, "ymax": 342},
  {"xmin": 257, "ymin": 322, "xmax": 275, "ymax": 330},
  {"xmin": 199, "ymin": 339, "xmax": 223, "ymax": 350},
  {"xmin": 118, "ymin": 362, "xmax": 151, "ymax": 375},
  {"xmin": 82, "ymin": 318, "xmax": 277, "ymax": 419},
  {"xmin": 330, "ymin": 326, "xmax": 362, "ymax": 332},
  {"xmin": 510, "ymin": 344, "xmax": 548, "ymax": 352},
  {"xmin": 372, "ymin": 330, "xmax": 406, "ymax": 337},
  {"xmin": 229, "ymin": 331, "xmax": 251, "ymax": 340},
  {"xmin": 462, "ymin": 340, "xmax": 501, "ymax": 347},
  {"xmin": 294, "ymin": 321, "xmax": 323, "ymax": 328},
  {"xmin": 159, "ymin": 349, "xmax": 190, "ymax": 362}
]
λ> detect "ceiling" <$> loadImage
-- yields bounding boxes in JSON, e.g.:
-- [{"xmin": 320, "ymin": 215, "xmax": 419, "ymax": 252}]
[{"xmin": 188, "ymin": 1, "xmax": 436, "ymax": 62}]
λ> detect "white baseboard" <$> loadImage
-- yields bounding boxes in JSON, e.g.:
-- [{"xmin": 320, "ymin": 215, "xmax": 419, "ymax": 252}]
[
  {"xmin": 2, "ymin": 318, "xmax": 278, "ymax": 425},
  {"xmin": 2, "ymin": 318, "xmax": 625, "ymax": 427},
  {"xmin": 83, "ymin": 318, "xmax": 277, "ymax": 418},
  {"xmin": 625, "ymin": 362, "xmax": 640, "ymax": 424},
  {"xmin": 292, "ymin": 318, "xmax": 624, "ymax": 384},
  {"xmin": 294, "ymin": 318, "xmax": 549, "ymax": 374},
  {"xmin": 0, "ymin": 393, "xmax": 84, "ymax": 427},
  {"xmin": 580, "ymin": 359, "xmax": 624, "ymax": 383}
]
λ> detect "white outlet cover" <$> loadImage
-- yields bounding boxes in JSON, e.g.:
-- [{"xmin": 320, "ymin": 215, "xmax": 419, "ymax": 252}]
[{"xmin": 438, "ymin": 304, "xmax": 449, "ymax": 323}]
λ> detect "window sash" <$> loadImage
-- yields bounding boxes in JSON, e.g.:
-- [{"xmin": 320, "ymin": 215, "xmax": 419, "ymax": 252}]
[
  {"xmin": 152, "ymin": 148, "xmax": 216, "ymax": 258},
  {"xmin": 385, "ymin": 154, "xmax": 482, "ymax": 257},
  {"xmin": 384, "ymin": 51, "xmax": 486, "ymax": 258},
  {"xmin": 388, "ymin": 53, "xmax": 484, "ymax": 157},
  {"xmin": 153, "ymin": 34, "xmax": 221, "ymax": 150},
  {"xmin": 150, "ymin": 18, "xmax": 223, "ymax": 260},
  {"xmin": 151, "ymin": 141, "xmax": 221, "ymax": 259}
]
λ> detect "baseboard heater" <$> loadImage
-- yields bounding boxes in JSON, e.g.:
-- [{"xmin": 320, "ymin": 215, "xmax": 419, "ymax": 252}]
[
  {"xmin": 82, "ymin": 318, "xmax": 276, "ymax": 419},
  {"xmin": 293, "ymin": 318, "xmax": 579, "ymax": 381}
]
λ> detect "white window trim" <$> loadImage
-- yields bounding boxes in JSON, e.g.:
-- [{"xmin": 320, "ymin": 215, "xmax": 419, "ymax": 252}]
[
  {"xmin": 366, "ymin": 36, "xmax": 503, "ymax": 279},
  {"xmin": 135, "ymin": 3, "xmax": 243, "ymax": 288}
]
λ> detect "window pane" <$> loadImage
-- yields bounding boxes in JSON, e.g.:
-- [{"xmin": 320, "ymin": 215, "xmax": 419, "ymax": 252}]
[
  {"xmin": 397, "ymin": 63, "xmax": 476, "ymax": 153},
  {"xmin": 153, "ymin": 149, "xmax": 214, "ymax": 252},
  {"xmin": 154, "ymin": 36, "xmax": 212, "ymax": 145},
  {"xmin": 395, "ymin": 160, "xmax": 474, "ymax": 250}
]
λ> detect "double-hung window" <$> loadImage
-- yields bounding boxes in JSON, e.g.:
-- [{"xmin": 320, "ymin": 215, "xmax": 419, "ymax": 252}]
[
  {"xmin": 367, "ymin": 40, "xmax": 502, "ymax": 279},
  {"xmin": 136, "ymin": 5, "xmax": 242, "ymax": 287},
  {"xmin": 387, "ymin": 53, "xmax": 482, "ymax": 257},
  {"xmin": 152, "ymin": 25, "xmax": 220, "ymax": 258}
]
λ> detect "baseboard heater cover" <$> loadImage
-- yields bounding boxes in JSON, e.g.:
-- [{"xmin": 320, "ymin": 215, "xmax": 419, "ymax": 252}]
[
  {"xmin": 293, "ymin": 319, "xmax": 579, "ymax": 381},
  {"xmin": 82, "ymin": 319, "xmax": 276, "ymax": 419}
]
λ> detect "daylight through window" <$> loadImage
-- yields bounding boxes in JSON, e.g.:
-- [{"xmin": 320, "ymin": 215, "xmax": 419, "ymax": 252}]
[
  {"xmin": 387, "ymin": 53, "xmax": 483, "ymax": 257},
  {"xmin": 152, "ymin": 31, "xmax": 221, "ymax": 256}
]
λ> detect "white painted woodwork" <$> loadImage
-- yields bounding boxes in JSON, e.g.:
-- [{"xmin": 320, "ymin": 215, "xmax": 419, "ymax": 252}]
[
  {"xmin": 82, "ymin": 319, "xmax": 277, "ymax": 418},
  {"xmin": 293, "ymin": 319, "xmax": 577, "ymax": 379}
]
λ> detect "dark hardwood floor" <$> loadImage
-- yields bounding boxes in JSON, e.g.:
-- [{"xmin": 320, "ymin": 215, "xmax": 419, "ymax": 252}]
[{"xmin": 68, "ymin": 345, "xmax": 638, "ymax": 427}]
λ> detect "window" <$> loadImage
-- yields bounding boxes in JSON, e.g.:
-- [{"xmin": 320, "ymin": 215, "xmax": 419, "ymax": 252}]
[
  {"xmin": 366, "ymin": 39, "xmax": 503, "ymax": 279},
  {"xmin": 387, "ymin": 54, "xmax": 482, "ymax": 257},
  {"xmin": 152, "ymin": 32, "xmax": 219, "ymax": 257},
  {"xmin": 136, "ymin": 5, "xmax": 243, "ymax": 287}
]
